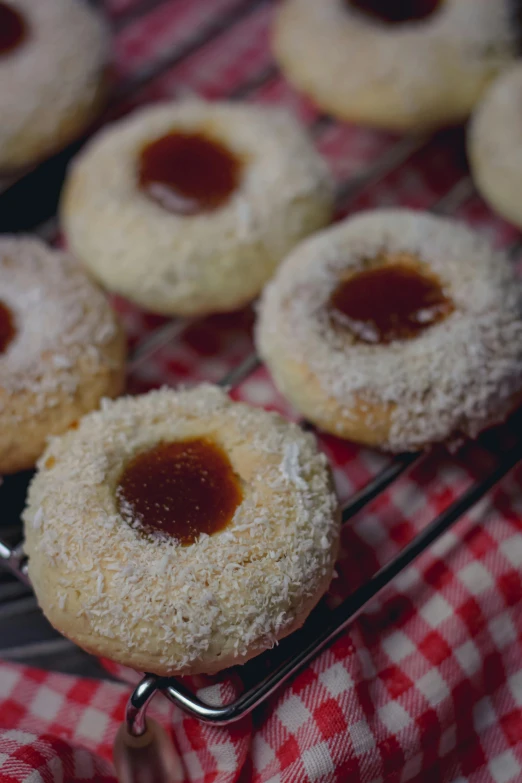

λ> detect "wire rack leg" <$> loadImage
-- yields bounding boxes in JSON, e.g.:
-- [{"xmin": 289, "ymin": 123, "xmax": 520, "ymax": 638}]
[
  {"xmin": 125, "ymin": 674, "xmax": 161, "ymax": 737},
  {"xmin": 116, "ymin": 674, "xmax": 184, "ymax": 782},
  {"xmin": 120, "ymin": 439, "xmax": 521, "ymax": 726}
]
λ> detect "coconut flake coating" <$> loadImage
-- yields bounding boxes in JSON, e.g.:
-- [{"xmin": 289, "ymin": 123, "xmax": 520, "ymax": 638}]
[
  {"xmin": 0, "ymin": 236, "xmax": 126, "ymax": 474},
  {"xmin": 23, "ymin": 385, "xmax": 340, "ymax": 676},
  {"xmin": 0, "ymin": 0, "xmax": 109, "ymax": 170},
  {"xmin": 60, "ymin": 100, "xmax": 335, "ymax": 317},
  {"xmin": 273, "ymin": 0, "xmax": 516, "ymax": 131},
  {"xmin": 256, "ymin": 209, "xmax": 522, "ymax": 452}
]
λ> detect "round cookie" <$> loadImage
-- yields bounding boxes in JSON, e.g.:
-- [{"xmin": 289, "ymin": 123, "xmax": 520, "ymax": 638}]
[
  {"xmin": 23, "ymin": 385, "xmax": 340, "ymax": 676},
  {"xmin": 60, "ymin": 100, "xmax": 335, "ymax": 317},
  {"xmin": 256, "ymin": 209, "xmax": 522, "ymax": 453},
  {"xmin": 0, "ymin": 236, "xmax": 126, "ymax": 474},
  {"xmin": 0, "ymin": 0, "xmax": 109, "ymax": 171},
  {"xmin": 273, "ymin": 0, "xmax": 517, "ymax": 132},
  {"xmin": 468, "ymin": 63, "xmax": 522, "ymax": 229}
]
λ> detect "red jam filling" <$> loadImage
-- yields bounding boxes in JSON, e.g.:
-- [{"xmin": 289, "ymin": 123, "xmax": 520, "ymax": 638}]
[
  {"xmin": 117, "ymin": 438, "xmax": 243, "ymax": 545},
  {"xmin": 347, "ymin": 0, "xmax": 441, "ymax": 24},
  {"xmin": 0, "ymin": 300, "xmax": 16, "ymax": 354},
  {"xmin": 138, "ymin": 132, "xmax": 242, "ymax": 215},
  {"xmin": 0, "ymin": 2, "xmax": 27, "ymax": 56},
  {"xmin": 329, "ymin": 261, "xmax": 453, "ymax": 344}
]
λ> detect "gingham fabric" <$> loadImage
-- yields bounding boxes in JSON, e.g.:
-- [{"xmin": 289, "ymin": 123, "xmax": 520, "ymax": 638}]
[{"xmin": 2, "ymin": 0, "xmax": 522, "ymax": 780}]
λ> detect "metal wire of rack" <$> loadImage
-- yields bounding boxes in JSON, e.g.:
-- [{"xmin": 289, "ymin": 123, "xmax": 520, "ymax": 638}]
[
  {"xmin": 121, "ymin": 194, "xmax": 522, "ymax": 730},
  {"xmin": 0, "ymin": 0, "xmax": 521, "ymax": 735}
]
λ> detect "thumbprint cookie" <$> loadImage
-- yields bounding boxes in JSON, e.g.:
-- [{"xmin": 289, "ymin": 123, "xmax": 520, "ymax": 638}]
[
  {"xmin": 23, "ymin": 385, "xmax": 340, "ymax": 676},
  {"xmin": 468, "ymin": 63, "xmax": 522, "ymax": 230},
  {"xmin": 256, "ymin": 209, "xmax": 522, "ymax": 452},
  {"xmin": 0, "ymin": 0, "xmax": 109, "ymax": 171},
  {"xmin": 273, "ymin": 0, "xmax": 516, "ymax": 131},
  {"xmin": 0, "ymin": 236, "xmax": 126, "ymax": 474},
  {"xmin": 60, "ymin": 100, "xmax": 334, "ymax": 317}
]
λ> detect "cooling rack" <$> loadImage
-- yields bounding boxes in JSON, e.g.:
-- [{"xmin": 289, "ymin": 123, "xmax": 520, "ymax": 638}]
[{"xmin": 1, "ymin": 0, "xmax": 522, "ymax": 735}]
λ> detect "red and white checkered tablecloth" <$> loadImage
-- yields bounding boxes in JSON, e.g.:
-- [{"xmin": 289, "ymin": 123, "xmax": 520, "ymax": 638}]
[{"xmin": 2, "ymin": 1, "xmax": 522, "ymax": 781}]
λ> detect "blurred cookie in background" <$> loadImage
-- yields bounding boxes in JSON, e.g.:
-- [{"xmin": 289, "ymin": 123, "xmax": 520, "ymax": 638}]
[{"xmin": 0, "ymin": 0, "xmax": 109, "ymax": 171}]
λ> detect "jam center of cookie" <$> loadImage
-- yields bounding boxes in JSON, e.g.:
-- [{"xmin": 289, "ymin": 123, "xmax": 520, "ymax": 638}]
[
  {"xmin": 330, "ymin": 260, "xmax": 453, "ymax": 344},
  {"xmin": 0, "ymin": 300, "xmax": 16, "ymax": 354},
  {"xmin": 0, "ymin": 2, "xmax": 27, "ymax": 55},
  {"xmin": 347, "ymin": 0, "xmax": 441, "ymax": 24},
  {"xmin": 117, "ymin": 438, "xmax": 242, "ymax": 545},
  {"xmin": 139, "ymin": 132, "xmax": 242, "ymax": 215}
]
